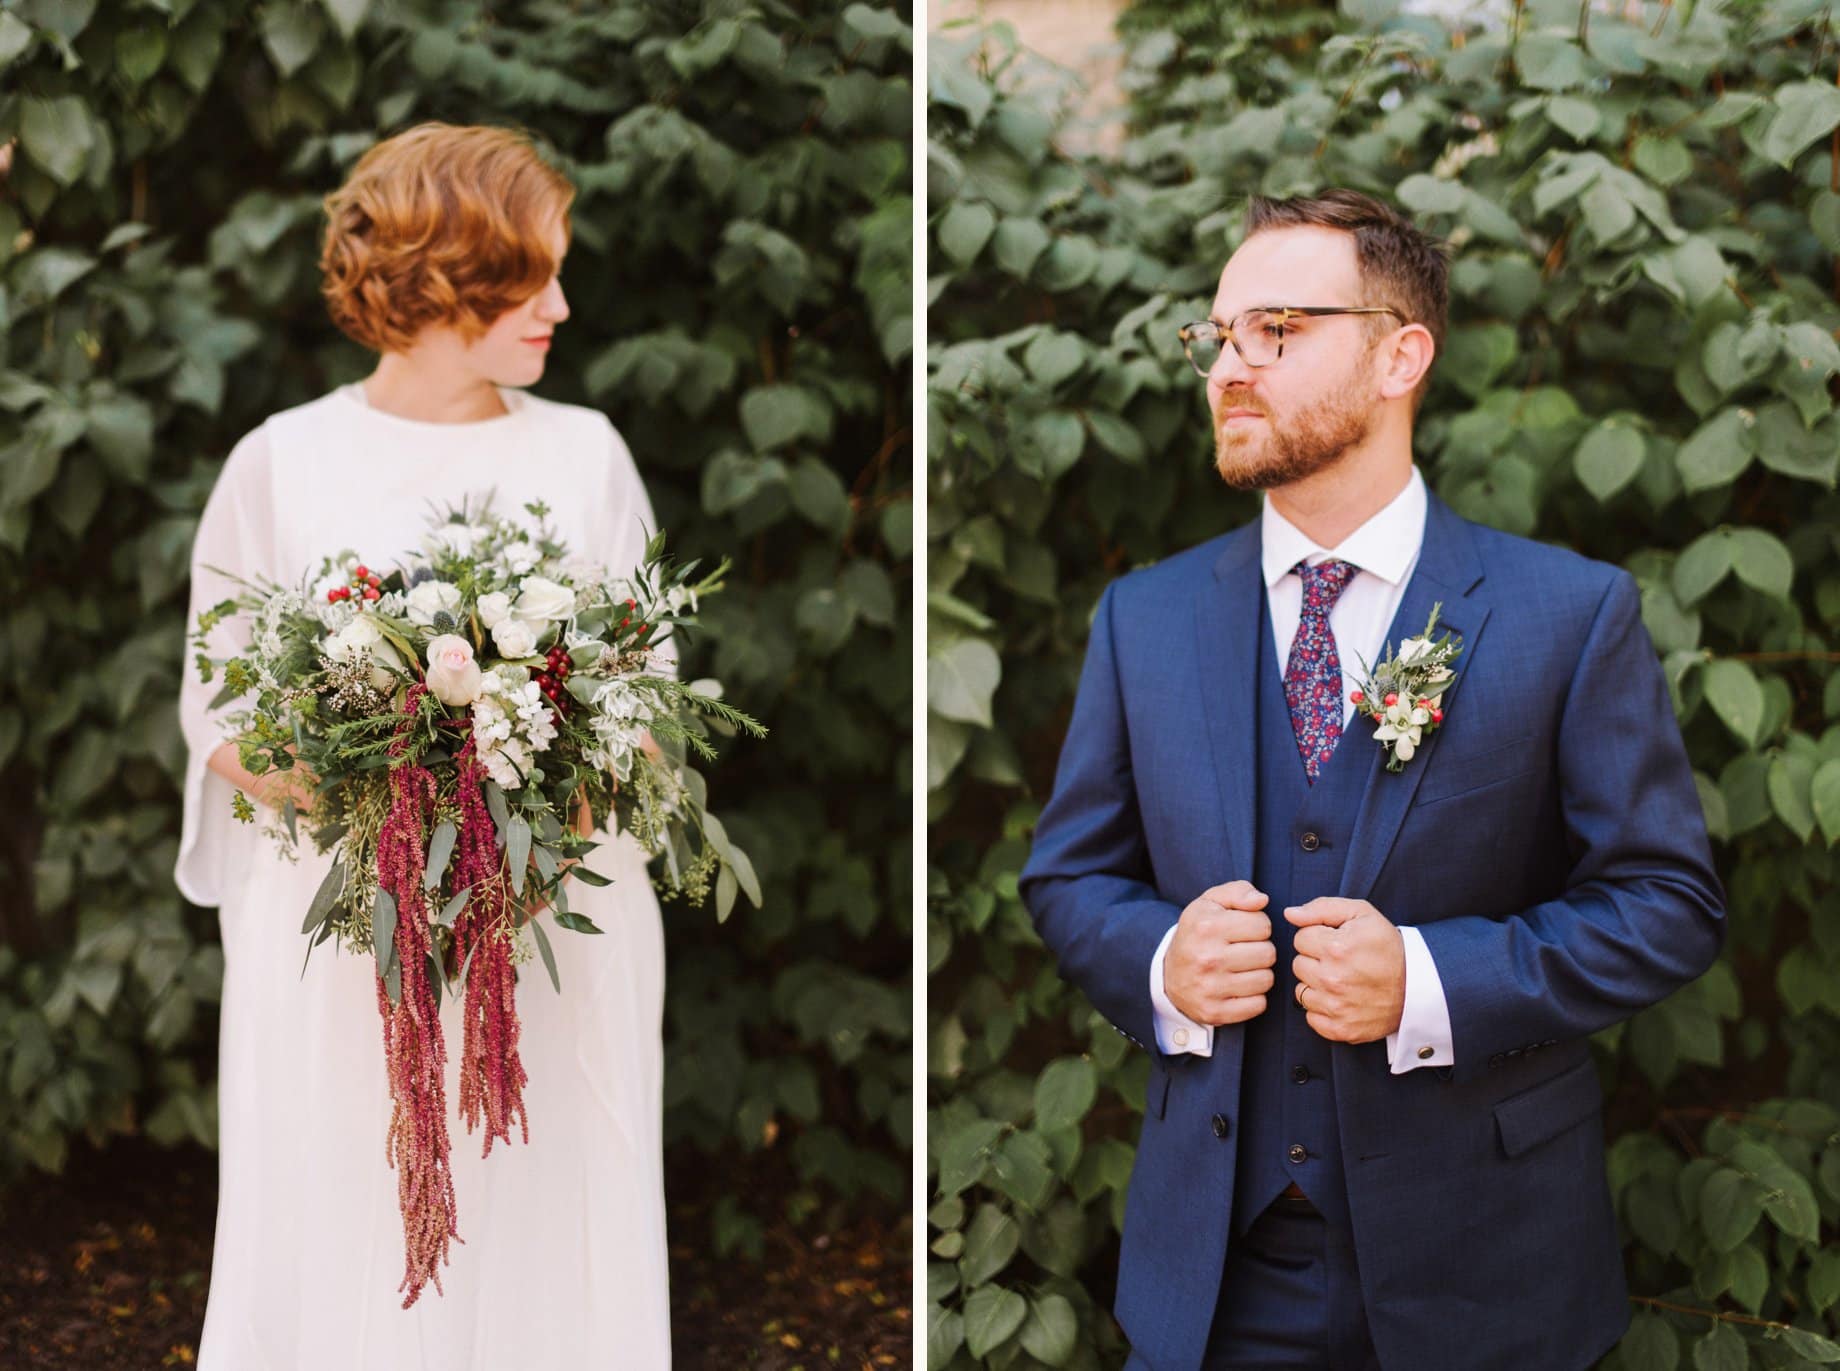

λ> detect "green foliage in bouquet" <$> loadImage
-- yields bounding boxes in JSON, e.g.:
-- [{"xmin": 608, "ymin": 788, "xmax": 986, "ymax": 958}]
[
  {"xmin": 930, "ymin": 1, "xmax": 1840, "ymax": 1365},
  {"xmin": 0, "ymin": 0, "xmax": 911, "ymax": 1247}
]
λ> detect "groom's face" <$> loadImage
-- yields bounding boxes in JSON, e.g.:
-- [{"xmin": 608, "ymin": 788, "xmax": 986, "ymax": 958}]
[{"xmin": 1204, "ymin": 227, "xmax": 1385, "ymax": 492}]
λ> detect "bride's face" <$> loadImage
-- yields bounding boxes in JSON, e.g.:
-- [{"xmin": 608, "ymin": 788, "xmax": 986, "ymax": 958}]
[{"xmin": 466, "ymin": 215, "xmax": 572, "ymax": 386}]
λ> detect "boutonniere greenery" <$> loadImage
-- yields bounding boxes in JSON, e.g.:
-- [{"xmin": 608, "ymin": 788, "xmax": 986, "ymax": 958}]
[{"xmin": 1349, "ymin": 603, "xmax": 1463, "ymax": 772}]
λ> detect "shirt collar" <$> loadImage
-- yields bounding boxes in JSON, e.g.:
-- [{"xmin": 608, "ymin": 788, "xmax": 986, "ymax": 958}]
[{"xmin": 1260, "ymin": 464, "xmax": 1427, "ymax": 589}]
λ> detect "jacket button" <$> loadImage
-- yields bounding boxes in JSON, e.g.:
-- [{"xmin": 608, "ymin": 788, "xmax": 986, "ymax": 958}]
[
  {"xmin": 1291, "ymin": 1065, "xmax": 1310, "ymax": 1084},
  {"xmin": 1211, "ymin": 1113, "xmax": 1230, "ymax": 1139},
  {"xmin": 1288, "ymin": 1143, "xmax": 1308, "ymax": 1164},
  {"xmin": 1299, "ymin": 831, "xmax": 1320, "ymax": 851}
]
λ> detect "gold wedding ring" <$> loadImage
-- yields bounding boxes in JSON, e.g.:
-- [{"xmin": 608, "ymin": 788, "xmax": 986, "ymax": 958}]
[{"xmin": 1295, "ymin": 982, "xmax": 1309, "ymax": 1010}]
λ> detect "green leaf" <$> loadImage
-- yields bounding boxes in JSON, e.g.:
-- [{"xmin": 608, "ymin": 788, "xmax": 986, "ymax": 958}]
[
  {"xmin": 959, "ymin": 1204, "xmax": 1020, "ymax": 1286},
  {"xmin": 528, "ymin": 913, "xmax": 561, "ymax": 994},
  {"xmin": 303, "ymin": 859, "xmax": 345, "ymax": 934},
  {"xmin": 1574, "ymin": 417, "xmax": 1644, "ymax": 502},
  {"xmin": 507, "ymin": 817, "xmax": 532, "ymax": 897},
  {"xmin": 1621, "ymin": 1309, "xmax": 1679, "ymax": 1370},
  {"xmin": 1761, "ymin": 80, "xmax": 1840, "ymax": 168},
  {"xmin": 1032, "ymin": 1057, "xmax": 1098, "ymax": 1130},
  {"xmin": 1023, "ymin": 332, "xmax": 1084, "ymax": 389},
  {"xmin": 991, "ymin": 218, "xmax": 1051, "ymax": 279},
  {"xmin": 1703, "ymin": 660, "xmax": 1764, "ymax": 747},
  {"xmin": 1780, "ymin": 1328, "xmax": 1840, "ymax": 1363},
  {"xmin": 436, "ymin": 885, "xmax": 472, "ymax": 928},
  {"xmin": 1691, "ymin": 1322, "xmax": 1746, "ymax": 1371},
  {"xmin": 937, "ymin": 201, "xmax": 996, "ymax": 266},
  {"xmin": 1676, "ymin": 409, "xmax": 1756, "ymax": 493},
  {"xmin": 1699, "ymin": 1166, "xmax": 1763, "ymax": 1251},
  {"xmin": 19, "ymin": 96, "xmax": 94, "ymax": 186},
  {"xmin": 929, "ymin": 638, "xmax": 1001, "ymax": 728},
  {"xmin": 962, "ymin": 1284, "xmax": 1028, "ymax": 1358},
  {"xmin": 1018, "ymin": 1292, "xmax": 1079, "ymax": 1365},
  {"xmin": 1768, "ymin": 753, "xmax": 1816, "ymax": 843},
  {"xmin": 424, "ymin": 821, "xmax": 457, "ymax": 890},
  {"xmin": 552, "ymin": 911, "xmax": 603, "ymax": 934},
  {"xmin": 373, "ymin": 887, "xmax": 397, "ymax": 985},
  {"xmin": 1812, "ymin": 760, "xmax": 1840, "ymax": 845}
]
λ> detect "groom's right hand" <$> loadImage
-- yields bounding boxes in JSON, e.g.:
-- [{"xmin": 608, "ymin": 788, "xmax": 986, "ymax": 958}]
[{"xmin": 1164, "ymin": 880, "xmax": 1276, "ymax": 1026}]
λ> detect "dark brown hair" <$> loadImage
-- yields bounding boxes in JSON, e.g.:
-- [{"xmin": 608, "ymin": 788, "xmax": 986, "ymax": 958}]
[
  {"xmin": 319, "ymin": 122, "xmax": 575, "ymax": 353},
  {"xmin": 1243, "ymin": 188, "xmax": 1450, "ymax": 413}
]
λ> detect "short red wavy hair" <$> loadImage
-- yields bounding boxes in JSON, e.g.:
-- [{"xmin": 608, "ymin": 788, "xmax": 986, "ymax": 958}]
[{"xmin": 319, "ymin": 122, "xmax": 575, "ymax": 353}]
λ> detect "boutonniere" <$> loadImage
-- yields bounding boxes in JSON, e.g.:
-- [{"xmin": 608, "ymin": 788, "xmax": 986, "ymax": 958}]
[{"xmin": 1349, "ymin": 603, "xmax": 1463, "ymax": 773}]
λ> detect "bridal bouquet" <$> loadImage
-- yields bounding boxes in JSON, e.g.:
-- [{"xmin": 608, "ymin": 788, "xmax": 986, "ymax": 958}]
[{"xmin": 191, "ymin": 497, "xmax": 764, "ymax": 1306}]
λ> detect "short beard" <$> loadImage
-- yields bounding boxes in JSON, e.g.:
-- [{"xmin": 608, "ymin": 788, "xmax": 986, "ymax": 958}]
[{"xmin": 1212, "ymin": 364, "xmax": 1376, "ymax": 493}]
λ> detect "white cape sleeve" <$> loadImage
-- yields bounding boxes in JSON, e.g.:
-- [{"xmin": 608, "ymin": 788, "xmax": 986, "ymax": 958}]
[
  {"xmin": 174, "ymin": 426, "xmax": 276, "ymax": 908},
  {"xmin": 600, "ymin": 418, "xmax": 678, "ymax": 684}
]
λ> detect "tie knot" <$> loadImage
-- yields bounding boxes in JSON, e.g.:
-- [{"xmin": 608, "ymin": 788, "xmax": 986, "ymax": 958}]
[{"xmin": 1294, "ymin": 557, "xmax": 1357, "ymax": 607}]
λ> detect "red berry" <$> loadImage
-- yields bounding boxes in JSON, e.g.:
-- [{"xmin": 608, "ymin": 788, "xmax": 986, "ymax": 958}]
[
  {"xmin": 1383, "ymin": 692, "xmax": 1398, "ymax": 706},
  {"xmin": 363, "ymin": 587, "xmax": 380, "ymax": 601},
  {"xmin": 625, "ymin": 598, "xmax": 636, "ymax": 609},
  {"xmin": 366, "ymin": 574, "xmax": 380, "ymax": 587},
  {"xmin": 1349, "ymin": 690, "xmax": 1364, "ymax": 704},
  {"xmin": 1432, "ymin": 709, "xmax": 1444, "ymax": 723},
  {"xmin": 354, "ymin": 564, "xmax": 369, "ymax": 578},
  {"xmin": 327, "ymin": 589, "xmax": 340, "ymax": 603}
]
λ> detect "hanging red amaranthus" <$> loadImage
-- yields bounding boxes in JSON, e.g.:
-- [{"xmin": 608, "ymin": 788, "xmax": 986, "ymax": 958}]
[
  {"xmin": 450, "ymin": 736, "xmax": 530, "ymax": 1155},
  {"xmin": 375, "ymin": 685, "xmax": 460, "ymax": 1308}
]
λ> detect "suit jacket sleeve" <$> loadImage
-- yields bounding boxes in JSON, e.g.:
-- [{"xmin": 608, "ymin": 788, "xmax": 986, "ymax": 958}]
[
  {"xmin": 1019, "ymin": 581, "xmax": 1186, "ymax": 1053},
  {"xmin": 1416, "ymin": 569, "xmax": 1726, "ymax": 1084}
]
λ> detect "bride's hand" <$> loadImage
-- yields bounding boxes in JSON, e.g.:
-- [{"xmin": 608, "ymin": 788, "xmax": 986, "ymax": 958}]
[{"xmin": 253, "ymin": 747, "xmax": 319, "ymax": 814}]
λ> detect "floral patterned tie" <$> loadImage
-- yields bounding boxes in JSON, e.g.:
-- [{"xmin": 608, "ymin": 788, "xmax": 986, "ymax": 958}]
[{"xmin": 1284, "ymin": 557, "xmax": 1359, "ymax": 783}]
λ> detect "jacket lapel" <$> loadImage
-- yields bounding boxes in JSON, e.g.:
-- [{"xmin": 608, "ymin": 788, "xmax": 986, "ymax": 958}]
[
  {"xmin": 1337, "ymin": 489, "xmax": 1491, "ymax": 903},
  {"xmin": 1192, "ymin": 486, "xmax": 1492, "ymax": 899}
]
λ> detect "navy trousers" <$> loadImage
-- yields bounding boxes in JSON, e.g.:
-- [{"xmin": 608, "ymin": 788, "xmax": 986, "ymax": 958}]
[{"xmin": 1200, "ymin": 1196, "xmax": 1381, "ymax": 1371}]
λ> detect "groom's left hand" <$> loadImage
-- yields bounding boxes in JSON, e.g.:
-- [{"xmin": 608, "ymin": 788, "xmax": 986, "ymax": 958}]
[{"xmin": 1286, "ymin": 898, "xmax": 1406, "ymax": 1044}]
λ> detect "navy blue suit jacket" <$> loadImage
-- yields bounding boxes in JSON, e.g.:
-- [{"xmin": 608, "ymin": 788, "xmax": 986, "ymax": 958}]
[{"xmin": 1018, "ymin": 486, "xmax": 1726, "ymax": 1370}]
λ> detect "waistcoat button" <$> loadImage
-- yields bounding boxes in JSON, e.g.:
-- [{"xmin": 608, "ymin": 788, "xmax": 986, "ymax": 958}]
[
  {"xmin": 1299, "ymin": 831, "xmax": 1320, "ymax": 851},
  {"xmin": 1211, "ymin": 1113, "xmax": 1230, "ymax": 1139},
  {"xmin": 1288, "ymin": 1143, "xmax": 1308, "ymax": 1163},
  {"xmin": 1291, "ymin": 1065, "xmax": 1310, "ymax": 1084}
]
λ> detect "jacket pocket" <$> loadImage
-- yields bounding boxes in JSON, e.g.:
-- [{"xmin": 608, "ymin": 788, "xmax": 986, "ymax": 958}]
[
  {"xmin": 1494, "ymin": 1056, "xmax": 1604, "ymax": 1158},
  {"xmin": 1415, "ymin": 734, "xmax": 1538, "ymax": 807}
]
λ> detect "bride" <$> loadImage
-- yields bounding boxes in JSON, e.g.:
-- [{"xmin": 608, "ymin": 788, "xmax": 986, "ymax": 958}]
[{"xmin": 175, "ymin": 122, "xmax": 673, "ymax": 1369}]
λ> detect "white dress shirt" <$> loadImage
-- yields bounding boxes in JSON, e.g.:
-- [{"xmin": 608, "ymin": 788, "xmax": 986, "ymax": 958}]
[{"xmin": 1148, "ymin": 463, "xmax": 1455, "ymax": 1074}]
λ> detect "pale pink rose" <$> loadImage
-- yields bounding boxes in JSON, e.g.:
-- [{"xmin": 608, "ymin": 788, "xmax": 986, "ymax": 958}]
[{"xmin": 425, "ymin": 633, "xmax": 484, "ymax": 706}]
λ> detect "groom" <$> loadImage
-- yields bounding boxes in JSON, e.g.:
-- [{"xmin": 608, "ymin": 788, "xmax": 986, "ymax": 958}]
[{"xmin": 1017, "ymin": 190, "xmax": 1725, "ymax": 1370}]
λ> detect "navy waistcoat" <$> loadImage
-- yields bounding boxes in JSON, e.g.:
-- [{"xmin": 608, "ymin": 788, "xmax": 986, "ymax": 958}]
[{"xmin": 1231, "ymin": 590, "xmax": 1372, "ymax": 1236}]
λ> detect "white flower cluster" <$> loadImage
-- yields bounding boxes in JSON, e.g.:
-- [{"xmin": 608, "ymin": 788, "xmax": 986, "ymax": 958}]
[
  {"xmin": 584, "ymin": 677, "xmax": 658, "ymax": 780},
  {"xmin": 470, "ymin": 666, "xmax": 559, "ymax": 789}
]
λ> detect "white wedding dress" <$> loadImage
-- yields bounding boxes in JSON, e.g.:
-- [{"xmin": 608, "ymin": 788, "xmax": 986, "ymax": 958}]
[{"xmin": 175, "ymin": 382, "xmax": 673, "ymax": 1370}]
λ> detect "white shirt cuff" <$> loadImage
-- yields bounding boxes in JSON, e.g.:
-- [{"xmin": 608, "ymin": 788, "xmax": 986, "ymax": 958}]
[
  {"xmin": 1150, "ymin": 923, "xmax": 1213, "ymax": 1057},
  {"xmin": 1386, "ymin": 924, "xmax": 1454, "ymax": 1074}
]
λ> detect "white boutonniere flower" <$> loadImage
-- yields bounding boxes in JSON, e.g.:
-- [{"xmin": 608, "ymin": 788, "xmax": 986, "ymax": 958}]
[{"xmin": 1349, "ymin": 602, "xmax": 1464, "ymax": 773}]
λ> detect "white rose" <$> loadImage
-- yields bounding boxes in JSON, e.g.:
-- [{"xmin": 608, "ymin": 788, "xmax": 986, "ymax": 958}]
[
  {"xmin": 404, "ymin": 579, "xmax": 463, "ymax": 627},
  {"xmin": 477, "ymin": 590, "xmax": 514, "ymax": 629},
  {"xmin": 421, "ymin": 522, "xmax": 482, "ymax": 558},
  {"xmin": 327, "ymin": 613, "xmax": 404, "ymax": 690},
  {"xmin": 1398, "ymin": 637, "xmax": 1433, "ymax": 664},
  {"xmin": 491, "ymin": 616, "xmax": 541, "ymax": 659},
  {"xmin": 514, "ymin": 575, "xmax": 576, "ymax": 622},
  {"xmin": 424, "ymin": 633, "xmax": 484, "ymax": 707},
  {"xmin": 502, "ymin": 541, "xmax": 541, "ymax": 575}
]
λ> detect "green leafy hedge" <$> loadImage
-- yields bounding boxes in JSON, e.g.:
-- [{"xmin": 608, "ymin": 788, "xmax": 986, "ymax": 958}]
[
  {"xmin": 927, "ymin": 1, "xmax": 1840, "ymax": 1365},
  {"xmin": 0, "ymin": 0, "xmax": 912, "ymax": 1253}
]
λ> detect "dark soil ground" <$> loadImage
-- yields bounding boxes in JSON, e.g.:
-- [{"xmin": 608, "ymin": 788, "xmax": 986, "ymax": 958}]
[{"xmin": 0, "ymin": 1137, "xmax": 910, "ymax": 1370}]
